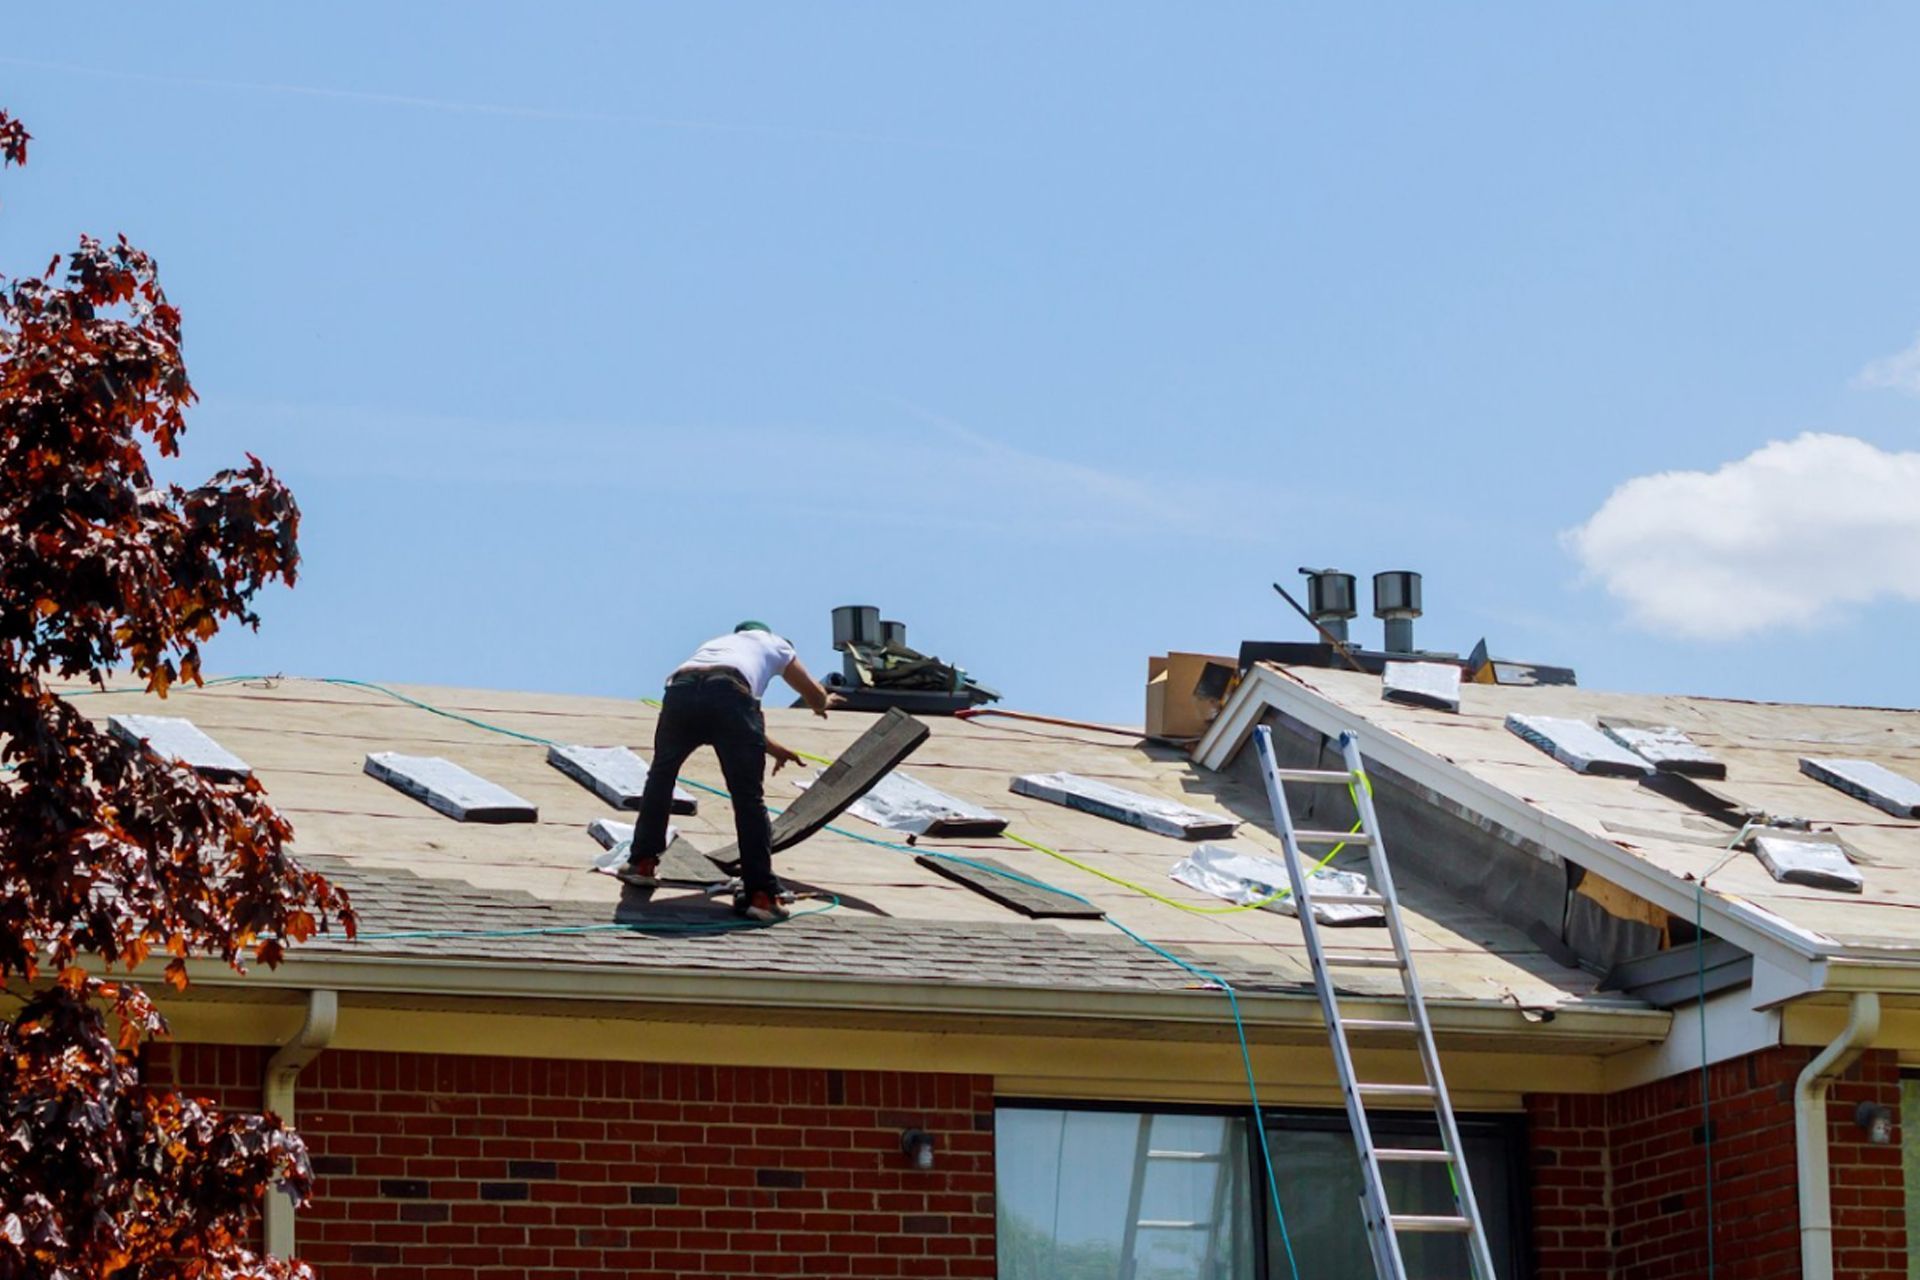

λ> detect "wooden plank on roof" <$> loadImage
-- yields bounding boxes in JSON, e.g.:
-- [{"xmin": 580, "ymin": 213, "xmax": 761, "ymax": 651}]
[
  {"xmin": 706, "ymin": 708, "xmax": 931, "ymax": 873},
  {"xmin": 1009, "ymin": 772, "xmax": 1238, "ymax": 841},
  {"xmin": 364, "ymin": 752, "xmax": 537, "ymax": 823},
  {"xmin": 108, "ymin": 714, "xmax": 251, "ymax": 780},
  {"xmin": 547, "ymin": 743, "xmax": 696, "ymax": 814},
  {"xmin": 916, "ymin": 854, "xmax": 1104, "ymax": 919}
]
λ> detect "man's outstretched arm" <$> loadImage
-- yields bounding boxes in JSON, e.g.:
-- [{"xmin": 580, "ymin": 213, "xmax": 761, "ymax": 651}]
[{"xmin": 781, "ymin": 657, "xmax": 834, "ymax": 716}]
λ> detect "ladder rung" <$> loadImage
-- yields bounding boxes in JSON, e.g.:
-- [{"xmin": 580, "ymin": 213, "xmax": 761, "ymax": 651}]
[
  {"xmin": 1341, "ymin": 1018, "xmax": 1418, "ymax": 1033},
  {"xmin": 1375, "ymin": 1148, "xmax": 1455, "ymax": 1164},
  {"xmin": 1308, "ymin": 892, "xmax": 1384, "ymax": 906},
  {"xmin": 1390, "ymin": 1214, "xmax": 1473, "ymax": 1233},
  {"xmin": 1270, "ymin": 768, "xmax": 1357, "ymax": 784},
  {"xmin": 1355, "ymin": 1082, "xmax": 1435, "ymax": 1098},
  {"xmin": 1322, "ymin": 952, "xmax": 1406, "ymax": 969},
  {"xmin": 1291, "ymin": 829, "xmax": 1372, "ymax": 845}
]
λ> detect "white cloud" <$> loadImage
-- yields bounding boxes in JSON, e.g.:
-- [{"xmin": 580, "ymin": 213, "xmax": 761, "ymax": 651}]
[
  {"xmin": 1854, "ymin": 333, "xmax": 1920, "ymax": 395},
  {"xmin": 1564, "ymin": 433, "xmax": 1920, "ymax": 639}
]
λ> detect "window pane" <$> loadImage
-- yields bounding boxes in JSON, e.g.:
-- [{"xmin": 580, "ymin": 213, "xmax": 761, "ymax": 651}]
[
  {"xmin": 1904, "ymin": 1079, "xmax": 1920, "ymax": 1280},
  {"xmin": 1264, "ymin": 1121, "xmax": 1517, "ymax": 1280},
  {"xmin": 997, "ymin": 1108, "xmax": 1255, "ymax": 1280}
]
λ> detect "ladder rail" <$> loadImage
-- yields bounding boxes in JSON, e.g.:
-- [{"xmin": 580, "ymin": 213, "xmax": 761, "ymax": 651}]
[
  {"xmin": 1339, "ymin": 731, "xmax": 1499, "ymax": 1280},
  {"xmin": 1253, "ymin": 728, "xmax": 1408, "ymax": 1280},
  {"xmin": 1255, "ymin": 725, "xmax": 1501, "ymax": 1280}
]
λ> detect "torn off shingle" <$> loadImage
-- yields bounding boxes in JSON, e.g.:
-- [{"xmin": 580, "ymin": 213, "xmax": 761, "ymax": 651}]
[
  {"xmin": 1752, "ymin": 834, "xmax": 1862, "ymax": 894},
  {"xmin": 1381, "ymin": 661, "xmax": 1461, "ymax": 713},
  {"xmin": 1599, "ymin": 723, "xmax": 1726, "ymax": 779},
  {"xmin": 546, "ymin": 744, "xmax": 695, "ymax": 814},
  {"xmin": 364, "ymin": 753, "xmax": 537, "ymax": 823},
  {"xmin": 1798, "ymin": 757, "xmax": 1920, "ymax": 819},
  {"xmin": 1010, "ymin": 772, "xmax": 1237, "ymax": 841},
  {"xmin": 108, "ymin": 714, "xmax": 251, "ymax": 780},
  {"xmin": 1505, "ymin": 714, "xmax": 1652, "ymax": 778}
]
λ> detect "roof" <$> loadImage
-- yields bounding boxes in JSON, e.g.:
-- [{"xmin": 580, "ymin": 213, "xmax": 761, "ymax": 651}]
[
  {"xmin": 59, "ymin": 673, "xmax": 1631, "ymax": 1022},
  {"xmin": 1201, "ymin": 663, "xmax": 1920, "ymax": 976}
]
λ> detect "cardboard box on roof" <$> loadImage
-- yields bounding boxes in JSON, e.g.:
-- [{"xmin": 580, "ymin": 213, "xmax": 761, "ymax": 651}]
[{"xmin": 1145, "ymin": 652, "xmax": 1237, "ymax": 742}]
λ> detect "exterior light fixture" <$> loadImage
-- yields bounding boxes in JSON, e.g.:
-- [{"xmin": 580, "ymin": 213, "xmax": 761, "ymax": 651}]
[
  {"xmin": 900, "ymin": 1128, "xmax": 936, "ymax": 1170},
  {"xmin": 1853, "ymin": 1101, "xmax": 1895, "ymax": 1145}
]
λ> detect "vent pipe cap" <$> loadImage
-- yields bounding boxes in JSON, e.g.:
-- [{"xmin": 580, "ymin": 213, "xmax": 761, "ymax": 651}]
[
  {"xmin": 831, "ymin": 605, "xmax": 882, "ymax": 651},
  {"xmin": 1372, "ymin": 571, "xmax": 1422, "ymax": 619}
]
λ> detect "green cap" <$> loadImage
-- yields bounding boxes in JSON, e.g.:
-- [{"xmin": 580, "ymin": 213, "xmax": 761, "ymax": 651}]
[{"xmin": 734, "ymin": 620, "xmax": 772, "ymax": 634}]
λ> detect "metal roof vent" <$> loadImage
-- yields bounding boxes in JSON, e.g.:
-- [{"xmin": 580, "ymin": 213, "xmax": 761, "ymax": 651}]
[
  {"xmin": 1299, "ymin": 568, "xmax": 1357, "ymax": 644},
  {"xmin": 823, "ymin": 605, "xmax": 999, "ymax": 715},
  {"xmin": 1373, "ymin": 570, "xmax": 1422, "ymax": 654},
  {"xmin": 831, "ymin": 605, "xmax": 882, "ymax": 652}
]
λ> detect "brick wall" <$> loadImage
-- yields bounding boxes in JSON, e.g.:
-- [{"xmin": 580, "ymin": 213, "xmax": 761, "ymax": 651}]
[
  {"xmin": 146, "ymin": 1045, "xmax": 996, "ymax": 1279},
  {"xmin": 1527, "ymin": 1046, "xmax": 1906, "ymax": 1280}
]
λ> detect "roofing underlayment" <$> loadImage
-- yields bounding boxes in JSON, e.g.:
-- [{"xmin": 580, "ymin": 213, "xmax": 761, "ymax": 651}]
[
  {"xmin": 57, "ymin": 674, "xmax": 1622, "ymax": 1016},
  {"xmin": 1203, "ymin": 663, "xmax": 1920, "ymax": 962}
]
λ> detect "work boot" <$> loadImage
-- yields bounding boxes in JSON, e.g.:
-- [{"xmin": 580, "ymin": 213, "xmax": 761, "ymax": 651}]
[
  {"xmin": 734, "ymin": 890, "xmax": 791, "ymax": 923},
  {"xmin": 616, "ymin": 854, "xmax": 659, "ymax": 889}
]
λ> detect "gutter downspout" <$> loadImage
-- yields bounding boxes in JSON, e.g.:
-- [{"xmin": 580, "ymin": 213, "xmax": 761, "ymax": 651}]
[
  {"xmin": 262, "ymin": 989, "xmax": 339, "ymax": 1259},
  {"xmin": 1794, "ymin": 992, "xmax": 1879, "ymax": 1280}
]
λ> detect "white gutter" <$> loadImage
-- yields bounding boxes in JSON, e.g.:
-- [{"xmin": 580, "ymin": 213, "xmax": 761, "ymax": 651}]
[
  {"xmin": 261, "ymin": 989, "xmax": 338, "ymax": 1258},
  {"xmin": 1794, "ymin": 991, "xmax": 1879, "ymax": 1280}
]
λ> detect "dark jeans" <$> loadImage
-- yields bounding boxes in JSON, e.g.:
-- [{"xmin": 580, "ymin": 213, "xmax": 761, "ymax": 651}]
[{"xmin": 633, "ymin": 675, "xmax": 778, "ymax": 898}]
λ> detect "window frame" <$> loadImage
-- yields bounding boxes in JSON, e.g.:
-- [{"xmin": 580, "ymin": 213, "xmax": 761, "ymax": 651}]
[{"xmin": 994, "ymin": 1098, "xmax": 1533, "ymax": 1280}]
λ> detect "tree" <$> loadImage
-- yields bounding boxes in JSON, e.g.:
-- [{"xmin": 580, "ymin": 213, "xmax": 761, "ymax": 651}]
[{"xmin": 0, "ymin": 107, "xmax": 354, "ymax": 1279}]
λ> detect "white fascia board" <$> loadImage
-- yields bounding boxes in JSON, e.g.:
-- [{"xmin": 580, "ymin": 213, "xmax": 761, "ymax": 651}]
[
  {"xmin": 1209, "ymin": 665, "xmax": 1834, "ymax": 985},
  {"xmin": 1603, "ymin": 985, "xmax": 1783, "ymax": 1091},
  {"xmin": 157, "ymin": 950, "xmax": 1667, "ymax": 1049}
]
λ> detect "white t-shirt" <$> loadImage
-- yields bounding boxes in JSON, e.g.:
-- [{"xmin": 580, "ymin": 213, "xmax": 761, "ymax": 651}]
[{"xmin": 676, "ymin": 631, "xmax": 797, "ymax": 699}]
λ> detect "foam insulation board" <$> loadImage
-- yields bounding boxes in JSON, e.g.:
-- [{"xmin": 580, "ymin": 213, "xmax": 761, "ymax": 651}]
[
  {"xmin": 917, "ymin": 854, "xmax": 1103, "ymax": 918},
  {"xmin": 363, "ymin": 753, "xmax": 537, "ymax": 823},
  {"xmin": 1505, "ymin": 715, "xmax": 1652, "ymax": 778},
  {"xmin": 108, "ymin": 714, "xmax": 251, "ymax": 780},
  {"xmin": 1752, "ymin": 834, "xmax": 1862, "ymax": 893},
  {"xmin": 838, "ymin": 771, "xmax": 1007, "ymax": 837},
  {"xmin": 1599, "ymin": 723, "xmax": 1725, "ymax": 779},
  {"xmin": 1380, "ymin": 661, "xmax": 1461, "ymax": 713},
  {"xmin": 1798, "ymin": 757, "xmax": 1920, "ymax": 819},
  {"xmin": 547, "ymin": 744, "xmax": 696, "ymax": 814},
  {"xmin": 1010, "ymin": 772, "xmax": 1238, "ymax": 841}
]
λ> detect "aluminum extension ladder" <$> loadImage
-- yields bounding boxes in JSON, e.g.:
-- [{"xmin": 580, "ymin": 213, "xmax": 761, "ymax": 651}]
[{"xmin": 1253, "ymin": 725, "xmax": 1498, "ymax": 1280}]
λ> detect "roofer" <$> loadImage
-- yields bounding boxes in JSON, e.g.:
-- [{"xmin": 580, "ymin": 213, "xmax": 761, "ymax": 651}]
[{"xmin": 621, "ymin": 621, "xmax": 833, "ymax": 921}]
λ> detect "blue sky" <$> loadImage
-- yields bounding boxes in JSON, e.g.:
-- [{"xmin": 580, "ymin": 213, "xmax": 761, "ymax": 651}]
[{"xmin": 6, "ymin": 5, "xmax": 1920, "ymax": 721}]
